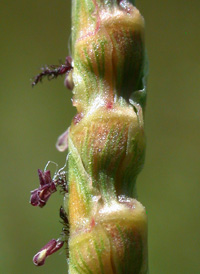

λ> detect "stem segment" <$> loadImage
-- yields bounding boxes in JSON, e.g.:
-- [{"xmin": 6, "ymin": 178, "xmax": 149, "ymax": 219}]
[{"xmin": 67, "ymin": 1, "xmax": 148, "ymax": 273}]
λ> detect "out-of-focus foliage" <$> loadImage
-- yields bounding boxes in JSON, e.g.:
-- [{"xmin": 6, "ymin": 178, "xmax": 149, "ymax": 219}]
[{"xmin": 0, "ymin": 1, "xmax": 200, "ymax": 273}]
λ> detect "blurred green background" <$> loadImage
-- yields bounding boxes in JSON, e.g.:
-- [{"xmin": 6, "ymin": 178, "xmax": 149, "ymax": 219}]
[{"xmin": 0, "ymin": 0, "xmax": 200, "ymax": 273}]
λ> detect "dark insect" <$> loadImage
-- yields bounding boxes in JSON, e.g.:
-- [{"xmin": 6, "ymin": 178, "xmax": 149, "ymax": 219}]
[
  {"xmin": 60, "ymin": 206, "xmax": 69, "ymax": 226},
  {"xmin": 55, "ymin": 172, "xmax": 68, "ymax": 195},
  {"xmin": 32, "ymin": 56, "xmax": 73, "ymax": 87},
  {"xmin": 59, "ymin": 206, "xmax": 69, "ymax": 257},
  {"xmin": 60, "ymin": 206, "xmax": 69, "ymax": 242}
]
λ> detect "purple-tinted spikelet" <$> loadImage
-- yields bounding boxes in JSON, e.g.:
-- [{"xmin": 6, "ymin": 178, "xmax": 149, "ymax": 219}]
[
  {"xmin": 33, "ymin": 239, "xmax": 64, "ymax": 266},
  {"xmin": 30, "ymin": 169, "xmax": 57, "ymax": 208}
]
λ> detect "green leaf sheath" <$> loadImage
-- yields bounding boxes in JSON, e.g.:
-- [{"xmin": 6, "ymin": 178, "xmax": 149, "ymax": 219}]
[{"xmin": 67, "ymin": 1, "xmax": 148, "ymax": 273}]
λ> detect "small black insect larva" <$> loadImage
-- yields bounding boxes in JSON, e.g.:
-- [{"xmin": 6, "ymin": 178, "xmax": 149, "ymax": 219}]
[
  {"xmin": 60, "ymin": 206, "xmax": 69, "ymax": 226},
  {"xmin": 32, "ymin": 56, "xmax": 73, "ymax": 87},
  {"xmin": 59, "ymin": 206, "xmax": 70, "ymax": 257},
  {"xmin": 55, "ymin": 172, "xmax": 68, "ymax": 195}
]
